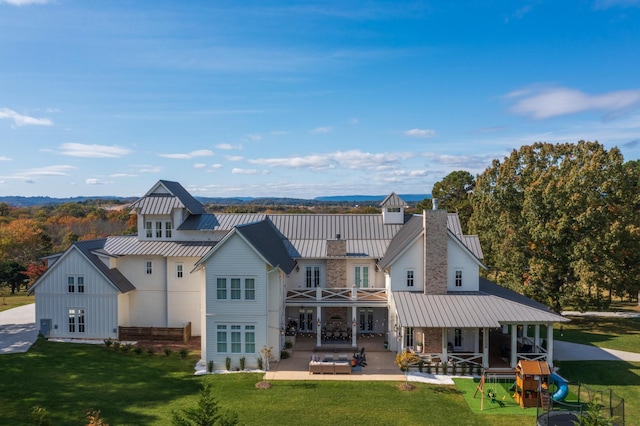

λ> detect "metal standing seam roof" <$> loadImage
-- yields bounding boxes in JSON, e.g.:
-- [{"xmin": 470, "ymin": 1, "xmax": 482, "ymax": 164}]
[
  {"xmin": 378, "ymin": 215, "xmax": 423, "ymax": 269},
  {"xmin": 235, "ymin": 220, "xmax": 296, "ymax": 274},
  {"xmin": 128, "ymin": 195, "xmax": 184, "ymax": 215},
  {"xmin": 393, "ymin": 291, "xmax": 568, "ymax": 328},
  {"xmin": 158, "ymin": 180, "xmax": 207, "ymax": 214},
  {"xmin": 285, "ymin": 239, "xmax": 392, "ymax": 258},
  {"xmin": 178, "ymin": 213, "xmax": 266, "ymax": 231},
  {"xmin": 380, "ymin": 192, "xmax": 406, "ymax": 206},
  {"xmin": 73, "ymin": 239, "xmax": 136, "ymax": 293},
  {"xmin": 104, "ymin": 236, "xmax": 216, "ymax": 257}
]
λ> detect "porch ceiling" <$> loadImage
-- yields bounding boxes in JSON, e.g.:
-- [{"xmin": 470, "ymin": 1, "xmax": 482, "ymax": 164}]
[{"xmin": 393, "ymin": 291, "xmax": 568, "ymax": 328}]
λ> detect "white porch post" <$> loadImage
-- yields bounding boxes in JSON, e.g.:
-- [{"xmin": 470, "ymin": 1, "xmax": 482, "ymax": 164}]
[
  {"xmin": 547, "ymin": 324, "xmax": 554, "ymax": 368},
  {"xmin": 442, "ymin": 328, "xmax": 448, "ymax": 363},
  {"xmin": 482, "ymin": 327, "xmax": 489, "ymax": 368},
  {"xmin": 534, "ymin": 324, "xmax": 540, "ymax": 351},
  {"xmin": 316, "ymin": 307, "xmax": 322, "ymax": 347},
  {"xmin": 351, "ymin": 306, "xmax": 358, "ymax": 348},
  {"xmin": 510, "ymin": 324, "xmax": 518, "ymax": 368}
]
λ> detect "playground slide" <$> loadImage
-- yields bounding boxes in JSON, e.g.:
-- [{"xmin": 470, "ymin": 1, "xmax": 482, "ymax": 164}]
[{"xmin": 550, "ymin": 372, "xmax": 569, "ymax": 402}]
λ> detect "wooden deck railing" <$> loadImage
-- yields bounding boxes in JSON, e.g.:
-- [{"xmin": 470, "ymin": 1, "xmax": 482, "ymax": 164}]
[{"xmin": 286, "ymin": 287, "xmax": 387, "ymax": 303}]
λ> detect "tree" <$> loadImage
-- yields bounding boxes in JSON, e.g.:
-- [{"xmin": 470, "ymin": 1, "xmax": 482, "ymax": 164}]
[
  {"xmin": 23, "ymin": 261, "xmax": 48, "ymax": 290},
  {"xmin": 469, "ymin": 141, "xmax": 639, "ymax": 311},
  {"xmin": 0, "ymin": 218, "xmax": 52, "ymax": 265},
  {"xmin": 431, "ymin": 170, "xmax": 475, "ymax": 232},
  {"xmin": 0, "ymin": 260, "xmax": 26, "ymax": 295},
  {"xmin": 171, "ymin": 380, "xmax": 238, "ymax": 426}
]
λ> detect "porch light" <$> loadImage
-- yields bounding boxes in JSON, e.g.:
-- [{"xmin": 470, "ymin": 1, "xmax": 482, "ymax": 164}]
[{"xmin": 317, "ymin": 319, "xmax": 321, "ymax": 328}]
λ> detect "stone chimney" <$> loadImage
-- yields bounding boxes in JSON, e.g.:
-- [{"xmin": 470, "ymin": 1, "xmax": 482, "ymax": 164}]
[
  {"xmin": 424, "ymin": 209, "xmax": 448, "ymax": 295},
  {"xmin": 326, "ymin": 234, "xmax": 346, "ymax": 288}
]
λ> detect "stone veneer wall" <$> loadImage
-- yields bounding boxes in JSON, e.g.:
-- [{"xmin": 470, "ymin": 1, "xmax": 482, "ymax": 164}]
[
  {"xmin": 424, "ymin": 210, "xmax": 448, "ymax": 295},
  {"xmin": 326, "ymin": 239, "xmax": 347, "ymax": 288},
  {"xmin": 423, "ymin": 328, "xmax": 442, "ymax": 353}
]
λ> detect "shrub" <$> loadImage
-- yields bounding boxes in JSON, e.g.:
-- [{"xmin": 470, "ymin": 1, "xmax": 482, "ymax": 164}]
[
  {"xmin": 121, "ymin": 343, "xmax": 132, "ymax": 353},
  {"xmin": 451, "ymin": 362, "xmax": 457, "ymax": 375},
  {"xmin": 112, "ymin": 341, "xmax": 121, "ymax": 351},
  {"xmin": 30, "ymin": 405, "xmax": 51, "ymax": 426},
  {"xmin": 146, "ymin": 347, "xmax": 156, "ymax": 356},
  {"xmin": 207, "ymin": 360, "xmax": 214, "ymax": 373},
  {"xmin": 239, "ymin": 357, "xmax": 246, "ymax": 370},
  {"xmin": 442, "ymin": 362, "xmax": 449, "ymax": 375},
  {"xmin": 85, "ymin": 409, "xmax": 108, "ymax": 426},
  {"xmin": 284, "ymin": 341, "xmax": 293, "ymax": 349},
  {"xmin": 418, "ymin": 358, "xmax": 424, "ymax": 373},
  {"xmin": 426, "ymin": 362, "xmax": 432, "ymax": 375},
  {"xmin": 133, "ymin": 346, "xmax": 143, "ymax": 355},
  {"xmin": 103, "ymin": 338, "xmax": 113, "ymax": 348},
  {"xmin": 257, "ymin": 357, "xmax": 263, "ymax": 370},
  {"xmin": 163, "ymin": 347, "xmax": 173, "ymax": 357},
  {"xmin": 280, "ymin": 350, "xmax": 290, "ymax": 359},
  {"xmin": 225, "ymin": 356, "xmax": 231, "ymax": 371},
  {"xmin": 394, "ymin": 350, "xmax": 419, "ymax": 372},
  {"xmin": 179, "ymin": 348, "xmax": 189, "ymax": 359}
]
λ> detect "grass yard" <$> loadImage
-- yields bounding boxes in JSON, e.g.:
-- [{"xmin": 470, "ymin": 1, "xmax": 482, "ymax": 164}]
[
  {"xmin": 0, "ymin": 291, "xmax": 33, "ymax": 312},
  {"xmin": 556, "ymin": 316, "xmax": 640, "ymax": 353},
  {"xmin": 0, "ymin": 339, "xmax": 522, "ymax": 426}
]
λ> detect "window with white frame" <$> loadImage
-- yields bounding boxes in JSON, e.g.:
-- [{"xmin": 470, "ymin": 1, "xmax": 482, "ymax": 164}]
[
  {"xmin": 145, "ymin": 221, "xmax": 152, "ymax": 238},
  {"xmin": 354, "ymin": 266, "xmax": 369, "ymax": 288},
  {"xmin": 406, "ymin": 270, "xmax": 414, "ymax": 287},
  {"xmin": 146, "ymin": 261, "xmax": 152, "ymax": 275},
  {"xmin": 68, "ymin": 308, "xmax": 85, "ymax": 333},
  {"xmin": 387, "ymin": 207, "xmax": 401, "ymax": 212},
  {"xmin": 215, "ymin": 277, "xmax": 256, "ymax": 301},
  {"xmin": 455, "ymin": 270, "xmax": 463, "ymax": 287},
  {"xmin": 216, "ymin": 324, "xmax": 256, "ymax": 354},
  {"xmin": 305, "ymin": 266, "xmax": 320, "ymax": 287},
  {"xmin": 67, "ymin": 276, "xmax": 85, "ymax": 293},
  {"xmin": 155, "ymin": 222, "xmax": 162, "ymax": 238},
  {"xmin": 165, "ymin": 221, "xmax": 172, "ymax": 238},
  {"xmin": 176, "ymin": 264, "xmax": 183, "ymax": 278}
]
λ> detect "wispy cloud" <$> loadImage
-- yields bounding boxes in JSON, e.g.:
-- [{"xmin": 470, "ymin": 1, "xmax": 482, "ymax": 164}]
[
  {"xmin": 404, "ymin": 128, "xmax": 436, "ymax": 138},
  {"xmin": 225, "ymin": 155, "xmax": 244, "ymax": 161},
  {"xmin": 215, "ymin": 143, "xmax": 242, "ymax": 150},
  {"xmin": 59, "ymin": 143, "xmax": 132, "ymax": 158},
  {"xmin": 505, "ymin": 5, "xmax": 532, "ymax": 22},
  {"xmin": 109, "ymin": 173, "xmax": 137, "ymax": 178},
  {"xmin": 137, "ymin": 165, "xmax": 163, "ymax": 173},
  {"xmin": 0, "ymin": 108, "xmax": 53, "ymax": 127},
  {"xmin": 249, "ymin": 149, "xmax": 412, "ymax": 172},
  {"xmin": 506, "ymin": 86, "xmax": 640, "ymax": 119},
  {"xmin": 3, "ymin": 165, "xmax": 76, "ymax": 179},
  {"xmin": 0, "ymin": 0, "xmax": 49, "ymax": 5},
  {"xmin": 158, "ymin": 149, "xmax": 214, "ymax": 159},
  {"xmin": 593, "ymin": 0, "xmax": 640, "ymax": 10},
  {"xmin": 86, "ymin": 178, "xmax": 113, "ymax": 185},
  {"xmin": 0, "ymin": 156, "xmax": 11, "ymax": 161},
  {"xmin": 310, "ymin": 126, "xmax": 332, "ymax": 134},
  {"xmin": 232, "ymin": 168, "xmax": 268, "ymax": 175}
]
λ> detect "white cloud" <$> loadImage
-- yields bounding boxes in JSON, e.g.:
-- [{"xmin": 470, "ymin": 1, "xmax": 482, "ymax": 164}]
[
  {"xmin": 593, "ymin": 0, "xmax": 640, "ymax": 9},
  {"xmin": 225, "ymin": 155, "xmax": 244, "ymax": 161},
  {"xmin": 86, "ymin": 178, "xmax": 113, "ymax": 185},
  {"xmin": 506, "ymin": 86, "xmax": 640, "ymax": 119},
  {"xmin": 249, "ymin": 149, "xmax": 412, "ymax": 172},
  {"xmin": 158, "ymin": 149, "xmax": 214, "ymax": 159},
  {"xmin": 0, "ymin": 0, "xmax": 49, "ymax": 5},
  {"xmin": 247, "ymin": 134, "xmax": 262, "ymax": 141},
  {"xmin": 138, "ymin": 166, "xmax": 163, "ymax": 173},
  {"xmin": 109, "ymin": 173, "xmax": 137, "ymax": 178},
  {"xmin": 0, "ymin": 107, "xmax": 53, "ymax": 127},
  {"xmin": 270, "ymin": 130, "xmax": 289, "ymax": 136},
  {"xmin": 210, "ymin": 164, "xmax": 223, "ymax": 169},
  {"xmin": 404, "ymin": 128, "xmax": 436, "ymax": 138},
  {"xmin": 10, "ymin": 165, "xmax": 76, "ymax": 178},
  {"xmin": 193, "ymin": 163, "xmax": 207, "ymax": 169},
  {"xmin": 349, "ymin": 118, "xmax": 359, "ymax": 125},
  {"xmin": 310, "ymin": 126, "xmax": 332, "ymax": 134},
  {"xmin": 60, "ymin": 143, "xmax": 132, "ymax": 158},
  {"xmin": 0, "ymin": 156, "xmax": 11, "ymax": 161},
  {"xmin": 232, "ymin": 168, "xmax": 268, "ymax": 175},
  {"xmin": 215, "ymin": 143, "xmax": 242, "ymax": 150}
]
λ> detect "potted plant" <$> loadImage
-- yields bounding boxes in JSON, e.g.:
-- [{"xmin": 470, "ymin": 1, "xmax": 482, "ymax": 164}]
[{"xmin": 383, "ymin": 341, "xmax": 389, "ymax": 349}]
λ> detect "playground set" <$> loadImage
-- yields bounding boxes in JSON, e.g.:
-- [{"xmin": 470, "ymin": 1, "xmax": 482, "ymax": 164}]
[{"xmin": 474, "ymin": 360, "xmax": 569, "ymax": 411}]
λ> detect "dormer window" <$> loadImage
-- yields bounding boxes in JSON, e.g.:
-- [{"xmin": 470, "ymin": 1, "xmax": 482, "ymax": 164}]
[
  {"xmin": 145, "ymin": 221, "xmax": 152, "ymax": 238},
  {"xmin": 387, "ymin": 207, "xmax": 401, "ymax": 213},
  {"xmin": 165, "ymin": 221, "xmax": 172, "ymax": 238},
  {"xmin": 155, "ymin": 222, "xmax": 162, "ymax": 238}
]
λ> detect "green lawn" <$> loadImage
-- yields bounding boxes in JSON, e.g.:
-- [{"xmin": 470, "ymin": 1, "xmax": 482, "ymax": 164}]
[
  {"xmin": 0, "ymin": 291, "xmax": 33, "ymax": 312},
  {"xmin": 556, "ymin": 316, "xmax": 640, "ymax": 353}
]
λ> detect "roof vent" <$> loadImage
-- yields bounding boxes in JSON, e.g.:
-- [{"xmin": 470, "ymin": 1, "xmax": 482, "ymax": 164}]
[{"xmin": 432, "ymin": 198, "xmax": 439, "ymax": 210}]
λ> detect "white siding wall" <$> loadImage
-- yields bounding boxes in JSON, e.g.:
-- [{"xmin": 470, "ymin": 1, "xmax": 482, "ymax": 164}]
[
  {"xmin": 447, "ymin": 239, "xmax": 479, "ymax": 292},
  {"xmin": 285, "ymin": 260, "xmax": 326, "ymax": 290},
  {"xmin": 117, "ymin": 255, "xmax": 168, "ymax": 327},
  {"xmin": 389, "ymin": 238, "xmax": 424, "ymax": 292},
  {"xmin": 34, "ymin": 248, "xmax": 119, "ymax": 339},
  {"xmin": 203, "ymin": 234, "xmax": 274, "ymax": 369},
  {"xmin": 167, "ymin": 256, "xmax": 202, "ymax": 335}
]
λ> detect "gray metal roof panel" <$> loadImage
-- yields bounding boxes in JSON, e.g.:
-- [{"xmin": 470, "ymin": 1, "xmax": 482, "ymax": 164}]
[
  {"xmin": 380, "ymin": 192, "xmax": 406, "ymax": 206},
  {"xmin": 235, "ymin": 220, "xmax": 296, "ymax": 274},
  {"xmin": 74, "ymin": 239, "xmax": 136, "ymax": 293},
  {"xmin": 159, "ymin": 180, "xmax": 207, "ymax": 214},
  {"xmin": 129, "ymin": 195, "xmax": 184, "ymax": 215},
  {"xmin": 378, "ymin": 215, "xmax": 423, "ymax": 269},
  {"xmin": 104, "ymin": 236, "xmax": 216, "ymax": 257}
]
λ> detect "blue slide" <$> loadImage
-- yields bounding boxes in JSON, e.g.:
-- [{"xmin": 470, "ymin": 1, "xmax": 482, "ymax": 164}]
[{"xmin": 550, "ymin": 372, "xmax": 569, "ymax": 402}]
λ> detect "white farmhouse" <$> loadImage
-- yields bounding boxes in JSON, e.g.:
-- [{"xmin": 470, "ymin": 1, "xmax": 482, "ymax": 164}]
[{"xmin": 30, "ymin": 180, "xmax": 567, "ymax": 370}]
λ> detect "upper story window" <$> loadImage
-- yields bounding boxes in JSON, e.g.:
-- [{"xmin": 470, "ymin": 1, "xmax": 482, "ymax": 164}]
[
  {"xmin": 406, "ymin": 270, "xmax": 414, "ymax": 287},
  {"xmin": 387, "ymin": 207, "xmax": 401, "ymax": 213},
  {"xmin": 146, "ymin": 261, "xmax": 153, "ymax": 275},
  {"xmin": 455, "ymin": 270, "xmax": 463, "ymax": 287},
  {"xmin": 68, "ymin": 276, "xmax": 85, "ymax": 293},
  {"xmin": 244, "ymin": 279, "xmax": 255, "ymax": 300},
  {"xmin": 305, "ymin": 266, "xmax": 320, "ymax": 288},
  {"xmin": 165, "ymin": 221, "xmax": 172, "ymax": 238},
  {"xmin": 354, "ymin": 266, "xmax": 369, "ymax": 288},
  {"xmin": 155, "ymin": 222, "xmax": 162, "ymax": 238},
  {"xmin": 231, "ymin": 278, "xmax": 241, "ymax": 300},
  {"xmin": 145, "ymin": 221, "xmax": 152, "ymax": 238},
  {"xmin": 176, "ymin": 264, "xmax": 183, "ymax": 278},
  {"xmin": 216, "ymin": 278, "xmax": 227, "ymax": 299},
  {"xmin": 216, "ymin": 277, "xmax": 256, "ymax": 301}
]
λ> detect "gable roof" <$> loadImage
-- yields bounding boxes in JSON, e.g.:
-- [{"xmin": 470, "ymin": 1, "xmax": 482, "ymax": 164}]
[
  {"xmin": 380, "ymin": 192, "xmax": 406, "ymax": 207},
  {"xmin": 377, "ymin": 215, "xmax": 423, "ymax": 269},
  {"xmin": 129, "ymin": 180, "xmax": 206, "ymax": 215},
  {"xmin": 30, "ymin": 239, "xmax": 135, "ymax": 294},
  {"xmin": 235, "ymin": 219, "xmax": 296, "ymax": 274}
]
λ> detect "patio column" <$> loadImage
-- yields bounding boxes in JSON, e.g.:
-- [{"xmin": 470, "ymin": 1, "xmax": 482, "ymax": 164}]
[
  {"xmin": 546, "ymin": 323, "xmax": 554, "ymax": 368},
  {"xmin": 441, "ymin": 328, "xmax": 448, "ymax": 363},
  {"xmin": 316, "ymin": 307, "xmax": 322, "ymax": 347},
  {"xmin": 482, "ymin": 327, "xmax": 489, "ymax": 368},
  {"xmin": 510, "ymin": 324, "xmax": 518, "ymax": 368},
  {"xmin": 534, "ymin": 324, "xmax": 540, "ymax": 351},
  {"xmin": 351, "ymin": 306, "xmax": 358, "ymax": 348}
]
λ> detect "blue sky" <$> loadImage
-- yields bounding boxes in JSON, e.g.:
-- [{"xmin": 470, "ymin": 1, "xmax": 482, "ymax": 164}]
[{"xmin": 1, "ymin": 0, "xmax": 639, "ymax": 199}]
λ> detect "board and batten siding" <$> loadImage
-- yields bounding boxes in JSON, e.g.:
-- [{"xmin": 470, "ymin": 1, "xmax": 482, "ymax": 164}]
[
  {"xmin": 34, "ymin": 248, "xmax": 119, "ymax": 339},
  {"xmin": 388, "ymin": 237, "xmax": 424, "ymax": 292},
  {"xmin": 446, "ymin": 238, "xmax": 479, "ymax": 292},
  {"xmin": 117, "ymin": 255, "xmax": 168, "ymax": 327},
  {"xmin": 167, "ymin": 256, "xmax": 203, "ymax": 335},
  {"xmin": 203, "ymin": 234, "xmax": 273, "ymax": 368}
]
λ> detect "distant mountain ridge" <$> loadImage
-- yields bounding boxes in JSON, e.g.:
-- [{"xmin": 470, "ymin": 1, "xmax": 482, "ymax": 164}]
[{"xmin": 0, "ymin": 193, "xmax": 431, "ymax": 207}]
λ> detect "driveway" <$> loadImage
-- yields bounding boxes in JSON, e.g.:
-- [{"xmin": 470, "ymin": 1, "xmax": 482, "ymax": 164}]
[
  {"xmin": 554, "ymin": 340, "xmax": 640, "ymax": 362},
  {"xmin": 0, "ymin": 303, "xmax": 37, "ymax": 354}
]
